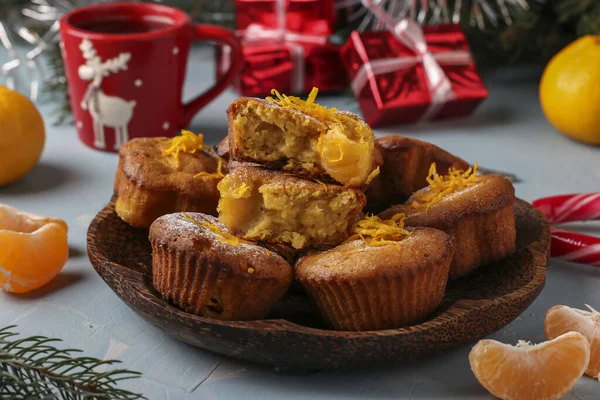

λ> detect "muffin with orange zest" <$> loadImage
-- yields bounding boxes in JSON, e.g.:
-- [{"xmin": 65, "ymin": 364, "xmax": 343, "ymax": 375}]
[
  {"xmin": 150, "ymin": 212, "xmax": 293, "ymax": 320},
  {"xmin": 227, "ymin": 88, "xmax": 376, "ymax": 188},
  {"xmin": 295, "ymin": 213, "xmax": 453, "ymax": 331},
  {"xmin": 217, "ymin": 165, "xmax": 366, "ymax": 250},
  {"xmin": 379, "ymin": 163, "xmax": 516, "ymax": 279},
  {"xmin": 366, "ymin": 135, "xmax": 469, "ymax": 213},
  {"xmin": 114, "ymin": 130, "xmax": 225, "ymax": 228}
]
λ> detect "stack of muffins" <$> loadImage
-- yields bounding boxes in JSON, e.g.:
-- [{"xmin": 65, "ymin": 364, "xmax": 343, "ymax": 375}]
[
  {"xmin": 115, "ymin": 89, "xmax": 517, "ymax": 331},
  {"xmin": 213, "ymin": 89, "xmax": 455, "ymax": 331}
]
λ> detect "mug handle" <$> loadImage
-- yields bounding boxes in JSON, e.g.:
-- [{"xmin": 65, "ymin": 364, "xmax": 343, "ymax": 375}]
[{"xmin": 180, "ymin": 25, "xmax": 243, "ymax": 128}]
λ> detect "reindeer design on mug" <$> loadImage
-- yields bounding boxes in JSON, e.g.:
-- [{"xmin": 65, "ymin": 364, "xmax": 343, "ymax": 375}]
[{"xmin": 78, "ymin": 39, "xmax": 136, "ymax": 150}]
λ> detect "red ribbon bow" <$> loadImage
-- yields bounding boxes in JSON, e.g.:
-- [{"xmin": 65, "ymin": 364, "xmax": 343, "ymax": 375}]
[{"xmin": 355, "ymin": 0, "xmax": 474, "ymax": 120}]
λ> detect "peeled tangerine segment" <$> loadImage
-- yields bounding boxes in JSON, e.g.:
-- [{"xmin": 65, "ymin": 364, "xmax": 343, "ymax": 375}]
[
  {"xmin": 545, "ymin": 304, "xmax": 600, "ymax": 378},
  {"xmin": 469, "ymin": 332, "xmax": 590, "ymax": 400},
  {"xmin": 0, "ymin": 204, "xmax": 68, "ymax": 293}
]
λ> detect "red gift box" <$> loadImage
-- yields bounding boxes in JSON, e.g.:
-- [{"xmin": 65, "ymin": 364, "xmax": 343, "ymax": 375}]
[
  {"xmin": 217, "ymin": 28, "xmax": 347, "ymax": 96},
  {"xmin": 235, "ymin": 0, "xmax": 335, "ymax": 35},
  {"xmin": 340, "ymin": 22, "xmax": 488, "ymax": 127}
]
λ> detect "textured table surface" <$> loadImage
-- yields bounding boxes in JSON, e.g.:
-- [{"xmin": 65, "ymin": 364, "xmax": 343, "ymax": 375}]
[{"xmin": 1, "ymin": 48, "xmax": 599, "ymax": 400}]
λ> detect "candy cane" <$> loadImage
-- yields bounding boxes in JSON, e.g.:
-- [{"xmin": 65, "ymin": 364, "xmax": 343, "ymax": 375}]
[{"xmin": 533, "ymin": 193, "xmax": 600, "ymax": 266}]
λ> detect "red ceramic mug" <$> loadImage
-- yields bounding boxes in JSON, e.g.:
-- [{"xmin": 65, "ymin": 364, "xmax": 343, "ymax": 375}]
[{"xmin": 60, "ymin": 2, "xmax": 243, "ymax": 152}]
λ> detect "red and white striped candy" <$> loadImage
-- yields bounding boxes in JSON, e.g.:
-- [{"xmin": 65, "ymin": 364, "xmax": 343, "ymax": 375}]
[
  {"xmin": 532, "ymin": 193, "xmax": 600, "ymax": 266},
  {"xmin": 548, "ymin": 228, "xmax": 600, "ymax": 266},
  {"xmin": 532, "ymin": 193, "xmax": 600, "ymax": 224}
]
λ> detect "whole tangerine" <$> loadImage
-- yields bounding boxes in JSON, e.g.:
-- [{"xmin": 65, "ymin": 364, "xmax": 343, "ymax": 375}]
[
  {"xmin": 0, "ymin": 85, "xmax": 45, "ymax": 186},
  {"xmin": 540, "ymin": 36, "xmax": 600, "ymax": 145}
]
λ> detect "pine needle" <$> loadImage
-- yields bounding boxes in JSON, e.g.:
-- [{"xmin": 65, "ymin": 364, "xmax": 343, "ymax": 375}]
[{"xmin": 0, "ymin": 326, "xmax": 146, "ymax": 399}]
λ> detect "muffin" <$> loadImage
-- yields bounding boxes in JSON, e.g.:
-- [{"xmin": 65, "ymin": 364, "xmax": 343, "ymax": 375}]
[
  {"xmin": 227, "ymin": 89, "xmax": 376, "ymax": 187},
  {"xmin": 215, "ymin": 137, "xmax": 230, "ymax": 160},
  {"xmin": 150, "ymin": 212, "xmax": 293, "ymax": 321},
  {"xmin": 296, "ymin": 215, "xmax": 453, "ymax": 331},
  {"xmin": 379, "ymin": 164, "xmax": 516, "ymax": 279},
  {"xmin": 366, "ymin": 135, "xmax": 469, "ymax": 213},
  {"xmin": 215, "ymin": 136, "xmax": 264, "ymax": 172},
  {"xmin": 217, "ymin": 166, "xmax": 366, "ymax": 250},
  {"xmin": 114, "ymin": 132, "xmax": 225, "ymax": 228}
]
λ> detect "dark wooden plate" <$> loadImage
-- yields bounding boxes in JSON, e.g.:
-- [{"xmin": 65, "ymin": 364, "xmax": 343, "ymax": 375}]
[{"xmin": 87, "ymin": 197, "xmax": 550, "ymax": 369}]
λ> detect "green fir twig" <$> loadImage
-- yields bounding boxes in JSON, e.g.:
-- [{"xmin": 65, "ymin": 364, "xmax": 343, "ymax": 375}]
[{"xmin": 0, "ymin": 326, "xmax": 146, "ymax": 400}]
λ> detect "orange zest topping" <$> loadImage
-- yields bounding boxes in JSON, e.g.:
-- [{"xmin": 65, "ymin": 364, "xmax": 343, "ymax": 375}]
[
  {"xmin": 194, "ymin": 157, "xmax": 225, "ymax": 179},
  {"xmin": 364, "ymin": 166, "xmax": 380, "ymax": 185},
  {"xmin": 267, "ymin": 87, "xmax": 336, "ymax": 122},
  {"xmin": 312, "ymin": 179, "xmax": 329, "ymax": 191},
  {"xmin": 410, "ymin": 162, "xmax": 480, "ymax": 211},
  {"xmin": 230, "ymin": 182, "xmax": 252, "ymax": 198},
  {"xmin": 344, "ymin": 213, "xmax": 411, "ymax": 248},
  {"xmin": 162, "ymin": 130, "xmax": 212, "ymax": 168},
  {"xmin": 316, "ymin": 180, "xmax": 328, "ymax": 191},
  {"xmin": 162, "ymin": 130, "xmax": 225, "ymax": 178},
  {"xmin": 266, "ymin": 88, "xmax": 356, "ymax": 131},
  {"xmin": 183, "ymin": 214, "xmax": 253, "ymax": 246}
]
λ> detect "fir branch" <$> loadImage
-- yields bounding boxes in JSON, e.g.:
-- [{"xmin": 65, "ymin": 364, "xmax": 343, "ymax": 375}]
[
  {"xmin": 43, "ymin": 43, "xmax": 71, "ymax": 125},
  {"xmin": 576, "ymin": 1, "xmax": 600, "ymax": 35},
  {"xmin": 0, "ymin": 0, "xmax": 29, "ymax": 16},
  {"xmin": 553, "ymin": 0, "xmax": 594, "ymax": 23},
  {"xmin": 0, "ymin": 326, "xmax": 146, "ymax": 400}
]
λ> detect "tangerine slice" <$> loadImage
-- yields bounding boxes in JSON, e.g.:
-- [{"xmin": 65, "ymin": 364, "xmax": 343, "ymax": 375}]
[
  {"xmin": 545, "ymin": 304, "xmax": 600, "ymax": 378},
  {"xmin": 469, "ymin": 332, "xmax": 590, "ymax": 400},
  {"xmin": 0, "ymin": 204, "xmax": 68, "ymax": 293}
]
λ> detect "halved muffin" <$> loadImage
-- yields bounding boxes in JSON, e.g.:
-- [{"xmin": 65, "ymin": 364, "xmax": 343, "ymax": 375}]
[
  {"xmin": 115, "ymin": 132, "xmax": 225, "ymax": 228},
  {"xmin": 150, "ymin": 212, "xmax": 293, "ymax": 320},
  {"xmin": 217, "ymin": 166, "xmax": 366, "ymax": 250},
  {"xmin": 227, "ymin": 89, "xmax": 376, "ymax": 187},
  {"xmin": 379, "ymin": 165, "xmax": 516, "ymax": 279},
  {"xmin": 296, "ymin": 216, "xmax": 453, "ymax": 331},
  {"xmin": 366, "ymin": 135, "xmax": 469, "ymax": 213}
]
